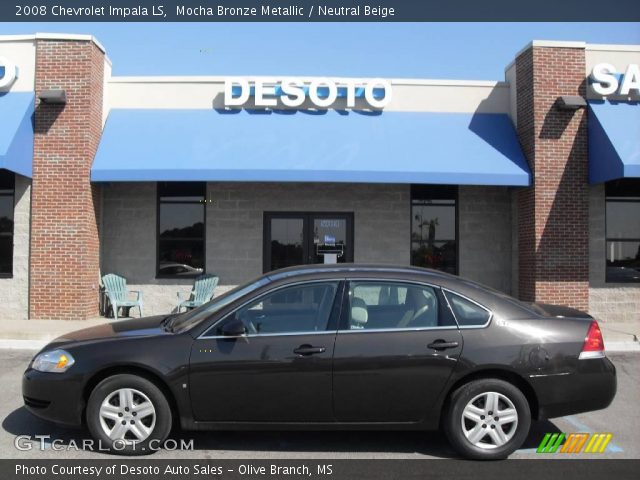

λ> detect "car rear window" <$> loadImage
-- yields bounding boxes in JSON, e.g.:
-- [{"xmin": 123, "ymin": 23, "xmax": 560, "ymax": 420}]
[{"xmin": 445, "ymin": 291, "xmax": 491, "ymax": 327}]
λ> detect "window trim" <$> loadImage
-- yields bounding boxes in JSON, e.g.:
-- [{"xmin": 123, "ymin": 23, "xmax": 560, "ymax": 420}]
[
  {"xmin": 156, "ymin": 182, "xmax": 207, "ymax": 279},
  {"xmin": 198, "ymin": 279, "xmax": 344, "ymax": 339},
  {"xmin": 442, "ymin": 287, "xmax": 493, "ymax": 330},
  {"xmin": 0, "ymin": 172, "xmax": 15, "ymax": 279},
  {"xmin": 409, "ymin": 185, "xmax": 459, "ymax": 275},
  {"xmin": 604, "ymin": 191, "xmax": 640, "ymax": 284},
  {"xmin": 338, "ymin": 278, "xmax": 459, "ymax": 333}
]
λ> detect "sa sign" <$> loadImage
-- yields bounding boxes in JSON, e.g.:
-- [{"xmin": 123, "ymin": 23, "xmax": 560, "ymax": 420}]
[
  {"xmin": 590, "ymin": 63, "xmax": 640, "ymax": 96},
  {"xmin": 0, "ymin": 56, "xmax": 18, "ymax": 89}
]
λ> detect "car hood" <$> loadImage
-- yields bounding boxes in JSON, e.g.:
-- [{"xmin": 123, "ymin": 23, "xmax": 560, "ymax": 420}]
[{"xmin": 47, "ymin": 315, "xmax": 169, "ymax": 348}]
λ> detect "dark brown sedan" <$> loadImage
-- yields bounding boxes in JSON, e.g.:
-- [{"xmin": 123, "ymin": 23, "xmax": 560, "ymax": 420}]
[{"xmin": 23, "ymin": 264, "xmax": 616, "ymax": 459}]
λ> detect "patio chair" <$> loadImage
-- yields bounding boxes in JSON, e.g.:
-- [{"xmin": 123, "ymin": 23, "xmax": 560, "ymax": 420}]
[
  {"xmin": 102, "ymin": 273, "xmax": 144, "ymax": 321},
  {"xmin": 176, "ymin": 274, "xmax": 219, "ymax": 312}
]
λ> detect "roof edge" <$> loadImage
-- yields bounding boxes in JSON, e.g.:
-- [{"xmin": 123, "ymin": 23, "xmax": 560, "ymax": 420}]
[{"xmin": 0, "ymin": 33, "xmax": 106, "ymax": 54}]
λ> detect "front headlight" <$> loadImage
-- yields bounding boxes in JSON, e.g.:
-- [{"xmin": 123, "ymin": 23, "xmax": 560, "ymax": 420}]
[{"xmin": 31, "ymin": 349, "xmax": 75, "ymax": 373}]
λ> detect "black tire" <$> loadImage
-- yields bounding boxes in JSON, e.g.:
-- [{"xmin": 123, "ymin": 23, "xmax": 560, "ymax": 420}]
[
  {"xmin": 443, "ymin": 379, "xmax": 531, "ymax": 460},
  {"xmin": 86, "ymin": 374, "xmax": 172, "ymax": 456}
]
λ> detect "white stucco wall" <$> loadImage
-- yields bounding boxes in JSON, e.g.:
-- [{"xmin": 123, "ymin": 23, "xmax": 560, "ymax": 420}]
[
  {"xmin": 105, "ymin": 76, "xmax": 511, "ymax": 115},
  {"xmin": 585, "ymin": 44, "xmax": 640, "ymax": 101},
  {"xmin": 0, "ymin": 36, "xmax": 36, "ymax": 93}
]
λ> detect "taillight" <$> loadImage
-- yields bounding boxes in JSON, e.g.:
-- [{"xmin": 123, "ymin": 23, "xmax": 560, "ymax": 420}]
[{"xmin": 579, "ymin": 320, "xmax": 605, "ymax": 360}]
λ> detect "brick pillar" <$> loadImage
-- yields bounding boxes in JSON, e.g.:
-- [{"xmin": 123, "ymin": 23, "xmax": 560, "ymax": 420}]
[
  {"xmin": 29, "ymin": 39, "xmax": 104, "ymax": 320},
  {"xmin": 515, "ymin": 45, "xmax": 589, "ymax": 310}
]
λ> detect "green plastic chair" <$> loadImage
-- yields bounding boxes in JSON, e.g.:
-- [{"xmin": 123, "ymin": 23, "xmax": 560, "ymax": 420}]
[
  {"xmin": 102, "ymin": 273, "xmax": 144, "ymax": 321},
  {"xmin": 176, "ymin": 274, "xmax": 219, "ymax": 312}
]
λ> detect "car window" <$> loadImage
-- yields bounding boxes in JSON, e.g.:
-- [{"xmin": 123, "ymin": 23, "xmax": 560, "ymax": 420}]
[
  {"xmin": 171, "ymin": 275, "xmax": 271, "ymax": 332},
  {"xmin": 223, "ymin": 282, "xmax": 339, "ymax": 335},
  {"xmin": 346, "ymin": 281, "xmax": 452, "ymax": 330},
  {"xmin": 445, "ymin": 291, "xmax": 491, "ymax": 326}
]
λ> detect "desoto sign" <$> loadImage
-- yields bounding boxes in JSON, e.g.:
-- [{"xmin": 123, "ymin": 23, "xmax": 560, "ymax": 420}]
[
  {"xmin": 590, "ymin": 63, "xmax": 640, "ymax": 96},
  {"xmin": 0, "ymin": 56, "xmax": 18, "ymax": 89},
  {"xmin": 224, "ymin": 78, "xmax": 392, "ymax": 109}
]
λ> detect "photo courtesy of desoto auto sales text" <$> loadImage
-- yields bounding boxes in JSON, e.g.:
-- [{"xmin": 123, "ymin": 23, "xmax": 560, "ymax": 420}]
[{"xmin": 0, "ymin": 1, "xmax": 638, "ymax": 479}]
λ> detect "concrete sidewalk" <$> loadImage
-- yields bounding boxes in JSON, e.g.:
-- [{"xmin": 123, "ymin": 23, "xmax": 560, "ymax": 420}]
[
  {"xmin": 0, "ymin": 316, "xmax": 638, "ymax": 352},
  {"xmin": 599, "ymin": 321, "xmax": 640, "ymax": 352}
]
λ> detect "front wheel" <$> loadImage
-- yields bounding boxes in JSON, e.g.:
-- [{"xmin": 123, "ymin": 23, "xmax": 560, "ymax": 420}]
[
  {"xmin": 86, "ymin": 374, "xmax": 172, "ymax": 455},
  {"xmin": 443, "ymin": 379, "xmax": 531, "ymax": 460}
]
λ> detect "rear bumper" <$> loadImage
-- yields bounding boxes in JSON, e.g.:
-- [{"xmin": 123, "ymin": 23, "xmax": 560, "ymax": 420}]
[
  {"xmin": 530, "ymin": 356, "xmax": 616, "ymax": 420},
  {"xmin": 22, "ymin": 368, "xmax": 85, "ymax": 427}
]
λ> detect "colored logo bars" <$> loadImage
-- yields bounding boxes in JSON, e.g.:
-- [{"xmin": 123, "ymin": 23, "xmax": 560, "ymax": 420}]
[{"xmin": 536, "ymin": 433, "xmax": 613, "ymax": 454}]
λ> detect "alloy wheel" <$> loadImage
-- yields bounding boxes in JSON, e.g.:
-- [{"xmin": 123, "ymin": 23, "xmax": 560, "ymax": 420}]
[
  {"xmin": 460, "ymin": 391, "xmax": 518, "ymax": 449},
  {"xmin": 98, "ymin": 388, "xmax": 156, "ymax": 444}
]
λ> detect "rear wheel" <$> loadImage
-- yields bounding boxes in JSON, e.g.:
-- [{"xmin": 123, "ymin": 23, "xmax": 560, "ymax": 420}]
[
  {"xmin": 86, "ymin": 374, "xmax": 172, "ymax": 455},
  {"xmin": 443, "ymin": 379, "xmax": 530, "ymax": 460}
]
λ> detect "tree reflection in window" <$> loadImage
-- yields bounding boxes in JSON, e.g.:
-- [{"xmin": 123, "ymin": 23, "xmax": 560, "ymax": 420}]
[
  {"xmin": 157, "ymin": 182, "xmax": 206, "ymax": 278},
  {"xmin": 410, "ymin": 185, "xmax": 457, "ymax": 274}
]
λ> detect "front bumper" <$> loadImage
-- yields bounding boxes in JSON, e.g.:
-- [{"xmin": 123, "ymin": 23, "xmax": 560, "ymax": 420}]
[
  {"xmin": 530, "ymin": 356, "xmax": 617, "ymax": 420},
  {"xmin": 22, "ymin": 368, "xmax": 85, "ymax": 427}
]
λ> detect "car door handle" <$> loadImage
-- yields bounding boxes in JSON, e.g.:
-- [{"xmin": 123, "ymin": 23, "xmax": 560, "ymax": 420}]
[
  {"xmin": 293, "ymin": 345, "xmax": 326, "ymax": 356},
  {"xmin": 427, "ymin": 340, "xmax": 459, "ymax": 351}
]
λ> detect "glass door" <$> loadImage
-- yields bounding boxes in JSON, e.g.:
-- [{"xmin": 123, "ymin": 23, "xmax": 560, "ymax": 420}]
[{"xmin": 264, "ymin": 213, "xmax": 354, "ymax": 272}]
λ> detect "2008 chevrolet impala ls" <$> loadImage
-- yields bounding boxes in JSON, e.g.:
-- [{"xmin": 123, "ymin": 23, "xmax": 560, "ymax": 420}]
[{"xmin": 22, "ymin": 265, "xmax": 616, "ymax": 459}]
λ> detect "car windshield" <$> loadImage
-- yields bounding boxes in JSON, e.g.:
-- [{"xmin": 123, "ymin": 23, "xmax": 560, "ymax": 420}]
[{"xmin": 167, "ymin": 275, "xmax": 271, "ymax": 332}]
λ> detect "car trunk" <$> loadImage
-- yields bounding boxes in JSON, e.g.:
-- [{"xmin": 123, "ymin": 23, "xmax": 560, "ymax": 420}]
[{"xmin": 528, "ymin": 303, "xmax": 592, "ymax": 319}]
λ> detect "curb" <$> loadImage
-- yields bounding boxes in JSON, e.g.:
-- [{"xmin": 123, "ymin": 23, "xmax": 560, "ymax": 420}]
[
  {"xmin": 604, "ymin": 341, "xmax": 640, "ymax": 353},
  {"xmin": 0, "ymin": 339, "xmax": 49, "ymax": 350}
]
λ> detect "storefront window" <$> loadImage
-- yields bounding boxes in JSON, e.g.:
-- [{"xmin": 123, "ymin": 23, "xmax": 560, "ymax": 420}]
[
  {"xmin": 605, "ymin": 179, "xmax": 640, "ymax": 283},
  {"xmin": 157, "ymin": 182, "xmax": 206, "ymax": 278},
  {"xmin": 0, "ymin": 170, "xmax": 15, "ymax": 277},
  {"xmin": 410, "ymin": 185, "xmax": 457, "ymax": 274}
]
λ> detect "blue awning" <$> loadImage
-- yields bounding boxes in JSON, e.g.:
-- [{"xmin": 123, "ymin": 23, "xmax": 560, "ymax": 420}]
[
  {"xmin": 91, "ymin": 109, "xmax": 530, "ymax": 186},
  {"xmin": 589, "ymin": 101, "xmax": 640, "ymax": 184},
  {"xmin": 0, "ymin": 92, "xmax": 34, "ymax": 178}
]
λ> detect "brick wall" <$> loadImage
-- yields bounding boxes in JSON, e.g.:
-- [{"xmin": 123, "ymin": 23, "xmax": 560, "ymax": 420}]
[
  {"xmin": 515, "ymin": 45, "xmax": 589, "ymax": 310},
  {"xmin": 29, "ymin": 39, "xmax": 104, "ymax": 319}
]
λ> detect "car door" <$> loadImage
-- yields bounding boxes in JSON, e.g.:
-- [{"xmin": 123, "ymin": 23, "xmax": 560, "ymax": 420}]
[
  {"xmin": 332, "ymin": 280, "xmax": 463, "ymax": 423},
  {"xmin": 189, "ymin": 280, "xmax": 343, "ymax": 423}
]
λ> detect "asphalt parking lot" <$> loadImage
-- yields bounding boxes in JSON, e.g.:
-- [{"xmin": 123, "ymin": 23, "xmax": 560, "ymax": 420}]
[{"xmin": 0, "ymin": 349, "xmax": 637, "ymax": 460}]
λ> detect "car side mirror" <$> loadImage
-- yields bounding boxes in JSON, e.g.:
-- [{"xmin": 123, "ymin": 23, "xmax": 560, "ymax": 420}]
[{"xmin": 220, "ymin": 317, "xmax": 246, "ymax": 337}]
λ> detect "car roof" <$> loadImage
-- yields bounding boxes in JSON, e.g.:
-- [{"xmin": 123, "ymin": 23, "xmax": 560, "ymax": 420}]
[{"xmin": 266, "ymin": 263, "xmax": 458, "ymax": 282}]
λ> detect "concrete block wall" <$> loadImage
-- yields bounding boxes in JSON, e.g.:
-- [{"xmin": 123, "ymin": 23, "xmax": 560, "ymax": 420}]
[
  {"xmin": 100, "ymin": 182, "xmax": 199, "ymax": 316},
  {"xmin": 205, "ymin": 182, "xmax": 410, "ymax": 284},
  {"xmin": 0, "ymin": 175, "xmax": 30, "ymax": 320},
  {"xmin": 458, "ymin": 186, "xmax": 513, "ymax": 294},
  {"xmin": 588, "ymin": 184, "xmax": 640, "ymax": 323},
  {"xmin": 101, "ymin": 182, "xmax": 410, "ymax": 316}
]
